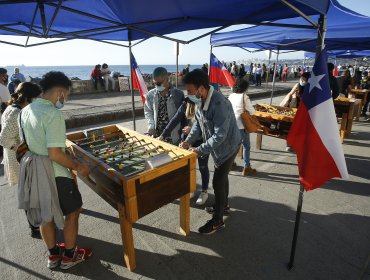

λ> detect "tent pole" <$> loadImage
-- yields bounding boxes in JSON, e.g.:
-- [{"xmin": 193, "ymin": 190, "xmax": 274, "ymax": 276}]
[
  {"xmin": 287, "ymin": 14, "xmax": 326, "ymax": 271},
  {"xmin": 128, "ymin": 40, "xmax": 136, "ymax": 131},
  {"xmin": 176, "ymin": 42, "xmax": 179, "ymax": 87},
  {"xmin": 269, "ymin": 49, "xmax": 279, "ymax": 105},
  {"xmin": 265, "ymin": 50, "xmax": 272, "ymax": 89}
]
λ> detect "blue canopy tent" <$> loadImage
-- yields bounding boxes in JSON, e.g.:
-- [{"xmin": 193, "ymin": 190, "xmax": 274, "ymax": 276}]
[
  {"xmin": 210, "ymin": 0, "xmax": 370, "ymax": 52},
  {"xmin": 210, "ymin": 0, "xmax": 370, "ymax": 104},
  {"xmin": 0, "ymin": 0, "xmax": 330, "ymax": 46},
  {"xmin": 305, "ymin": 50, "xmax": 370, "ymax": 59}
]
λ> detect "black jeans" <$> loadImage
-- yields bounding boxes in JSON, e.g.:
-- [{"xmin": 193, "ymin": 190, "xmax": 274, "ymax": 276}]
[{"xmin": 212, "ymin": 150, "xmax": 238, "ymax": 222}]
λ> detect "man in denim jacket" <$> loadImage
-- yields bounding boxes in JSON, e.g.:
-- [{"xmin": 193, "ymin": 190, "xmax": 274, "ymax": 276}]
[
  {"xmin": 180, "ymin": 69, "xmax": 241, "ymax": 235},
  {"xmin": 144, "ymin": 67, "xmax": 184, "ymax": 145}
]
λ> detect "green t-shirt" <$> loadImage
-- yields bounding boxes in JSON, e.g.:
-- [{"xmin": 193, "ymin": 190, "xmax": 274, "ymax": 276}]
[{"xmin": 21, "ymin": 98, "xmax": 71, "ymax": 178}]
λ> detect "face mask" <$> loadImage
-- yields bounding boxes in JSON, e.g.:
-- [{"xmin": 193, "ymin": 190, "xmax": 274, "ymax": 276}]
[
  {"xmin": 299, "ymin": 80, "xmax": 306, "ymax": 86},
  {"xmin": 156, "ymin": 85, "xmax": 165, "ymax": 92},
  {"xmin": 55, "ymin": 93, "xmax": 65, "ymax": 109},
  {"xmin": 187, "ymin": 93, "xmax": 201, "ymax": 105},
  {"xmin": 55, "ymin": 100, "xmax": 64, "ymax": 109}
]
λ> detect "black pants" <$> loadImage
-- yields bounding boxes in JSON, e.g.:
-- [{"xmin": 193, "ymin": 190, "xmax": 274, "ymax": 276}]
[
  {"xmin": 212, "ymin": 150, "xmax": 238, "ymax": 222},
  {"xmin": 255, "ymin": 74, "xmax": 262, "ymax": 86},
  {"xmin": 362, "ymin": 93, "xmax": 370, "ymax": 115},
  {"xmin": 92, "ymin": 77, "xmax": 105, "ymax": 89}
]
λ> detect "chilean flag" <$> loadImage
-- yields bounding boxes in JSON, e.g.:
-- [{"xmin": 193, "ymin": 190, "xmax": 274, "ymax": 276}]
[
  {"xmin": 131, "ymin": 53, "xmax": 148, "ymax": 104},
  {"xmin": 287, "ymin": 50, "xmax": 348, "ymax": 191},
  {"xmin": 209, "ymin": 53, "xmax": 235, "ymax": 88}
]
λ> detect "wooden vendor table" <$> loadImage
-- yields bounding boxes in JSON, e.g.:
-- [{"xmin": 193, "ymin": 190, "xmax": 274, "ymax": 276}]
[
  {"xmin": 253, "ymin": 104, "xmax": 296, "ymax": 150},
  {"xmin": 334, "ymin": 97, "xmax": 355, "ymax": 142},
  {"xmin": 66, "ymin": 125, "xmax": 196, "ymax": 271},
  {"xmin": 349, "ymin": 89, "xmax": 369, "ymax": 121}
]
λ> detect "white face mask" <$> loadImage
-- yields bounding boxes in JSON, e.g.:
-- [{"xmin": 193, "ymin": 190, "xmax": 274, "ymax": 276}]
[
  {"xmin": 55, "ymin": 93, "xmax": 66, "ymax": 109},
  {"xmin": 299, "ymin": 80, "xmax": 306, "ymax": 86},
  {"xmin": 155, "ymin": 85, "xmax": 165, "ymax": 92},
  {"xmin": 55, "ymin": 100, "xmax": 64, "ymax": 109}
]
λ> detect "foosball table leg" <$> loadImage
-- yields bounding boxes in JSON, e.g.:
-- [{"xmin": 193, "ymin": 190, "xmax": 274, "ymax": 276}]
[
  {"xmin": 339, "ymin": 113, "xmax": 347, "ymax": 143},
  {"xmin": 179, "ymin": 193, "xmax": 190, "ymax": 236},
  {"xmin": 256, "ymin": 134, "xmax": 263, "ymax": 150},
  {"xmin": 118, "ymin": 204, "xmax": 136, "ymax": 271}
]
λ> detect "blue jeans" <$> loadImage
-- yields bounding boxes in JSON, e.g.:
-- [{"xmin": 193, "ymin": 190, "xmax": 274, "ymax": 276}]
[
  {"xmin": 193, "ymin": 139, "xmax": 209, "ymax": 191},
  {"xmin": 240, "ymin": 129, "xmax": 251, "ymax": 167},
  {"xmin": 198, "ymin": 155, "xmax": 209, "ymax": 191}
]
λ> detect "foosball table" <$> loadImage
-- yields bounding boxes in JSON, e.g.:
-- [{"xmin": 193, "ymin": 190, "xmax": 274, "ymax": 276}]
[
  {"xmin": 253, "ymin": 104, "xmax": 297, "ymax": 150},
  {"xmin": 66, "ymin": 125, "xmax": 196, "ymax": 271}
]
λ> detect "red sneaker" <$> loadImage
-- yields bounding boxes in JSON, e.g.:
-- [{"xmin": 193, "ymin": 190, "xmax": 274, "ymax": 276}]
[
  {"xmin": 60, "ymin": 246, "xmax": 93, "ymax": 270},
  {"xmin": 47, "ymin": 243, "xmax": 64, "ymax": 269}
]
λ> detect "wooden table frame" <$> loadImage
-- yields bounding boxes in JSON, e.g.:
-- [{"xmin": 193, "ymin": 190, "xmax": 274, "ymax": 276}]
[
  {"xmin": 66, "ymin": 125, "xmax": 196, "ymax": 271},
  {"xmin": 349, "ymin": 89, "xmax": 369, "ymax": 121},
  {"xmin": 334, "ymin": 98, "xmax": 355, "ymax": 142}
]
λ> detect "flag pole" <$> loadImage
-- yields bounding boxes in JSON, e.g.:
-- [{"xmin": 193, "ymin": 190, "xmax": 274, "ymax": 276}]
[
  {"xmin": 269, "ymin": 49, "xmax": 279, "ymax": 105},
  {"xmin": 287, "ymin": 184, "xmax": 304, "ymax": 270},
  {"xmin": 128, "ymin": 39, "xmax": 136, "ymax": 131},
  {"xmin": 209, "ymin": 45, "xmax": 213, "ymax": 76},
  {"xmin": 265, "ymin": 49, "xmax": 272, "ymax": 89},
  {"xmin": 176, "ymin": 42, "xmax": 179, "ymax": 88},
  {"xmin": 287, "ymin": 13, "xmax": 326, "ymax": 271}
]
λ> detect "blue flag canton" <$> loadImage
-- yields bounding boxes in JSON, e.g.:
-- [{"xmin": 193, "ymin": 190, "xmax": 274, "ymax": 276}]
[
  {"xmin": 131, "ymin": 53, "xmax": 138, "ymax": 69},
  {"xmin": 302, "ymin": 50, "xmax": 332, "ymax": 110},
  {"xmin": 210, "ymin": 53, "xmax": 223, "ymax": 69}
]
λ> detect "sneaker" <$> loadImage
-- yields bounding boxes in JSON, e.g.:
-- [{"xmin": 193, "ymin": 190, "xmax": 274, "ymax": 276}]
[
  {"xmin": 242, "ymin": 166, "xmax": 257, "ymax": 176},
  {"xmin": 60, "ymin": 246, "xmax": 93, "ymax": 270},
  {"xmin": 205, "ymin": 204, "xmax": 230, "ymax": 216},
  {"xmin": 47, "ymin": 243, "xmax": 64, "ymax": 269},
  {"xmin": 285, "ymin": 147, "xmax": 293, "ymax": 152},
  {"xmin": 196, "ymin": 191, "xmax": 208, "ymax": 205},
  {"xmin": 198, "ymin": 219, "xmax": 225, "ymax": 235},
  {"xmin": 189, "ymin": 192, "xmax": 195, "ymax": 199}
]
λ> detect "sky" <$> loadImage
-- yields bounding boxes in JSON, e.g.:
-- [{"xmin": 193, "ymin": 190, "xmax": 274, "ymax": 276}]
[{"xmin": 0, "ymin": 0, "xmax": 369, "ymax": 66}]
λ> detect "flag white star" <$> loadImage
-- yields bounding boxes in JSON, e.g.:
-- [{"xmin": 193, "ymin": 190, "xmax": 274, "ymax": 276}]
[
  {"xmin": 213, "ymin": 57, "xmax": 219, "ymax": 64},
  {"xmin": 308, "ymin": 71, "xmax": 325, "ymax": 93}
]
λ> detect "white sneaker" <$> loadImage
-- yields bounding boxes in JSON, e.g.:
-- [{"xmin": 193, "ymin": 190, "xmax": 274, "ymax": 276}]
[
  {"xmin": 196, "ymin": 191, "xmax": 208, "ymax": 205},
  {"xmin": 190, "ymin": 192, "xmax": 195, "ymax": 198}
]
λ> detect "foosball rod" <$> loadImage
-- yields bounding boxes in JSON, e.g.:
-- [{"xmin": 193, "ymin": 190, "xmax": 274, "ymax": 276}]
[
  {"xmin": 75, "ymin": 130, "xmax": 121, "ymax": 142},
  {"xmin": 118, "ymin": 150, "xmax": 182, "ymax": 169}
]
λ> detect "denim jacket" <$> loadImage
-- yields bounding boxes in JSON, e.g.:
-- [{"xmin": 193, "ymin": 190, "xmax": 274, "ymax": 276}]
[
  {"xmin": 144, "ymin": 86, "xmax": 184, "ymax": 144},
  {"xmin": 186, "ymin": 86, "xmax": 241, "ymax": 167}
]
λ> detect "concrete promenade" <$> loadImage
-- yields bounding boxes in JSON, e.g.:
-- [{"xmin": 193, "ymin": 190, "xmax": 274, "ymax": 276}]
[
  {"xmin": 0, "ymin": 86, "xmax": 369, "ymax": 280},
  {"xmin": 62, "ymin": 80, "xmax": 296, "ymax": 129}
]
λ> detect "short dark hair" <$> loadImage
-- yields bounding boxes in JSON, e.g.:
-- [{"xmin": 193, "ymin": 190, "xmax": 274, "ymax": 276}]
[
  {"xmin": 0, "ymin": 68, "xmax": 7, "ymax": 75},
  {"xmin": 232, "ymin": 78, "xmax": 249, "ymax": 93},
  {"xmin": 39, "ymin": 71, "xmax": 71, "ymax": 92},
  {"xmin": 328, "ymin": 63, "xmax": 335, "ymax": 72},
  {"xmin": 182, "ymin": 69, "xmax": 209, "ymax": 89},
  {"xmin": 301, "ymin": 72, "xmax": 310, "ymax": 79},
  {"xmin": 11, "ymin": 82, "xmax": 41, "ymax": 105}
]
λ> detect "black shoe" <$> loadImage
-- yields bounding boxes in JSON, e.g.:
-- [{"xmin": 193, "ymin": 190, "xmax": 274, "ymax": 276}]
[
  {"xmin": 198, "ymin": 219, "xmax": 225, "ymax": 235},
  {"xmin": 30, "ymin": 227, "xmax": 41, "ymax": 239},
  {"xmin": 205, "ymin": 205, "xmax": 230, "ymax": 216}
]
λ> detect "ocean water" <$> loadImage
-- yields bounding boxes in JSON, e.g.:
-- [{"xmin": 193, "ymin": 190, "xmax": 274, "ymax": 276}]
[{"xmin": 3, "ymin": 65, "xmax": 202, "ymax": 80}]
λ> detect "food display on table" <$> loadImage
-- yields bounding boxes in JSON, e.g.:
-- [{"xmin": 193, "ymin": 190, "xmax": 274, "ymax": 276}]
[{"xmin": 253, "ymin": 104, "xmax": 297, "ymax": 140}]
